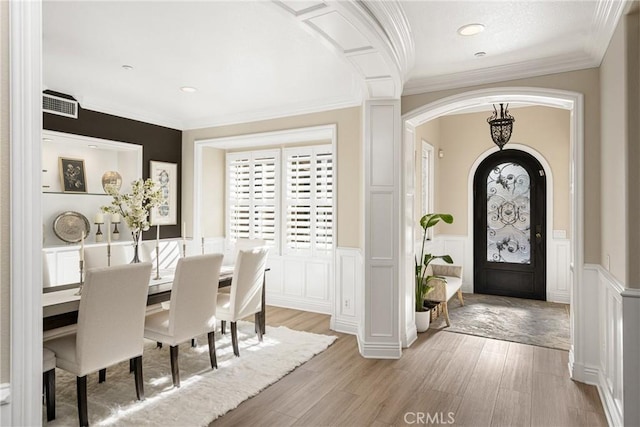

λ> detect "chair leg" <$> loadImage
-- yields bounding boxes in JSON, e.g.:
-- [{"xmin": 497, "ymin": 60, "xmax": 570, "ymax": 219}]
[
  {"xmin": 231, "ymin": 322, "xmax": 240, "ymax": 357},
  {"xmin": 156, "ymin": 341, "xmax": 163, "ymax": 349},
  {"xmin": 255, "ymin": 312, "xmax": 263, "ymax": 342},
  {"xmin": 221, "ymin": 320, "xmax": 226, "ymax": 335},
  {"xmin": 43, "ymin": 369, "xmax": 56, "ymax": 421},
  {"xmin": 207, "ymin": 331, "xmax": 217, "ymax": 369},
  {"xmin": 76, "ymin": 375, "xmax": 88, "ymax": 427},
  {"xmin": 170, "ymin": 345, "xmax": 180, "ymax": 388},
  {"xmin": 132, "ymin": 356, "xmax": 144, "ymax": 401},
  {"xmin": 443, "ymin": 301, "xmax": 451, "ymax": 327},
  {"xmin": 457, "ymin": 289, "xmax": 464, "ymax": 306},
  {"xmin": 98, "ymin": 368, "xmax": 106, "ymax": 383},
  {"xmin": 129, "ymin": 358, "xmax": 134, "ymax": 373},
  {"xmin": 191, "ymin": 338, "xmax": 197, "ymax": 348}
]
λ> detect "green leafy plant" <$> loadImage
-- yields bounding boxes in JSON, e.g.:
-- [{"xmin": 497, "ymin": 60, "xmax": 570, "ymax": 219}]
[{"xmin": 415, "ymin": 213, "xmax": 454, "ymax": 312}]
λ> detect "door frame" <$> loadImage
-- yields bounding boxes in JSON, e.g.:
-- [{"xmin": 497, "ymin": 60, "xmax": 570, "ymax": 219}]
[
  {"xmin": 472, "ymin": 147, "xmax": 549, "ymax": 300},
  {"xmin": 401, "ymin": 87, "xmax": 586, "ymax": 384},
  {"xmin": 468, "ymin": 144, "xmax": 554, "ymax": 299}
]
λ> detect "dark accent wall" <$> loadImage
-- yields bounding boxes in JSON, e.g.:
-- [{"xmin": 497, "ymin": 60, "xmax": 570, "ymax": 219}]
[{"xmin": 44, "ymin": 98, "xmax": 183, "ymax": 240}]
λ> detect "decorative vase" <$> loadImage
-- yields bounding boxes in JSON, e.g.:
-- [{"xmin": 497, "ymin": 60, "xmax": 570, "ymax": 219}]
[
  {"xmin": 102, "ymin": 171, "xmax": 123, "ymax": 193},
  {"xmin": 415, "ymin": 310, "xmax": 431, "ymax": 332},
  {"xmin": 130, "ymin": 230, "xmax": 141, "ymax": 263}
]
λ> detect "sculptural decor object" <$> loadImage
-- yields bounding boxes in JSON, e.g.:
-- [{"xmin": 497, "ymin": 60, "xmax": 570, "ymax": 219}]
[{"xmin": 101, "ymin": 171, "xmax": 123, "ymax": 193}]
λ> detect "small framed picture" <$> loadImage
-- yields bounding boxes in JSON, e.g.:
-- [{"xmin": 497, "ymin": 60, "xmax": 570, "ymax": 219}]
[
  {"xmin": 59, "ymin": 157, "xmax": 87, "ymax": 193},
  {"xmin": 150, "ymin": 161, "xmax": 178, "ymax": 225}
]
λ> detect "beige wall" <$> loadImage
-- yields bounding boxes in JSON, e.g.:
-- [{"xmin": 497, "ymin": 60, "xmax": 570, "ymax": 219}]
[
  {"xmin": 1, "ymin": 0, "xmax": 10, "ymax": 383},
  {"xmin": 600, "ymin": 8, "xmax": 640, "ymax": 287},
  {"xmin": 402, "ymin": 68, "xmax": 601, "ymax": 264},
  {"xmin": 201, "ymin": 147, "xmax": 226, "ymax": 237},
  {"xmin": 415, "ymin": 106, "xmax": 570, "ymax": 238},
  {"xmin": 182, "ymin": 107, "xmax": 362, "ymax": 249}
]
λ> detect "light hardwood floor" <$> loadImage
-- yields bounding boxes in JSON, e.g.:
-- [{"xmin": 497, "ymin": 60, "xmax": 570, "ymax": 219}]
[{"xmin": 210, "ymin": 306, "xmax": 606, "ymax": 427}]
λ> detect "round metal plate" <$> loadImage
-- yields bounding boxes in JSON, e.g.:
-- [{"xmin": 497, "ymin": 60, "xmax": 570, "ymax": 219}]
[{"xmin": 53, "ymin": 211, "xmax": 91, "ymax": 243}]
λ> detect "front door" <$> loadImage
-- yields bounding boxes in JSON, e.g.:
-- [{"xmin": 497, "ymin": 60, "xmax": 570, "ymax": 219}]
[{"xmin": 473, "ymin": 149, "xmax": 546, "ymax": 300}]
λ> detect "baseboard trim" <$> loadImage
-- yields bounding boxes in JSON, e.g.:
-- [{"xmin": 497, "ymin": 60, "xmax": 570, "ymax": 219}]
[
  {"xmin": 403, "ymin": 323, "xmax": 417, "ymax": 348},
  {"xmin": 266, "ymin": 294, "xmax": 332, "ymax": 315},
  {"xmin": 330, "ymin": 317, "xmax": 358, "ymax": 335},
  {"xmin": 357, "ymin": 337, "xmax": 402, "ymax": 359},
  {"xmin": 598, "ymin": 369, "xmax": 624, "ymax": 427}
]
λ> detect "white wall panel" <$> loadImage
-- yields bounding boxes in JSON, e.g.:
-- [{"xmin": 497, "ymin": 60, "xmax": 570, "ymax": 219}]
[
  {"xmin": 283, "ymin": 259, "xmax": 305, "ymax": 296},
  {"xmin": 370, "ymin": 192, "xmax": 394, "ymax": 260},
  {"xmin": 306, "ymin": 262, "xmax": 329, "ymax": 300},
  {"xmin": 369, "ymin": 265, "xmax": 394, "ymax": 337},
  {"xmin": 370, "ymin": 105, "xmax": 395, "ymax": 187}
]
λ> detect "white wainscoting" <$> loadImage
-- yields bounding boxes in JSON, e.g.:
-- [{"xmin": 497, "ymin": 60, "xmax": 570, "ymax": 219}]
[
  {"xmin": 331, "ymin": 247, "xmax": 363, "ymax": 335},
  {"xmin": 264, "ymin": 255, "xmax": 333, "ymax": 314},
  {"xmin": 419, "ymin": 234, "xmax": 571, "ymax": 303},
  {"xmin": 581, "ymin": 264, "xmax": 640, "ymax": 427}
]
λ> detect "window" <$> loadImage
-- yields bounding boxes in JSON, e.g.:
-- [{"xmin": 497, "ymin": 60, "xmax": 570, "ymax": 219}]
[
  {"xmin": 227, "ymin": 150, "xmax": 279, "ymax": 247},
  {"xmin": 226, "ymin": 145, "xmax": 333, "ymax": 256},
  {"xmin": 284, "ymin": 145, "xmax": 333, "ymax": 256}
]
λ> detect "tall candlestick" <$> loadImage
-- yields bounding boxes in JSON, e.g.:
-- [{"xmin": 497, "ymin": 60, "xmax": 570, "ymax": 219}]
[
  {"xmin": 156, "ymin": 224, "xmax": 160, "ymax": 246},
  {"xmin": 80, "ymin": 231, "xmax": 85, "ymax": 262},
  {"xmin": 182, "ymin": 222, "xmax": 186, "ymax": 242},
  {"xmin": 107, "ymin": 219, "xmax": 111, "ymax": 244}
]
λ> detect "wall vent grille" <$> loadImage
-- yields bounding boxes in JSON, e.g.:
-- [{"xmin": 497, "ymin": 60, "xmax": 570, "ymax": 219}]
[{"xmin": 43, "ymin": 94, "xmax": 78, "ymax": 118}]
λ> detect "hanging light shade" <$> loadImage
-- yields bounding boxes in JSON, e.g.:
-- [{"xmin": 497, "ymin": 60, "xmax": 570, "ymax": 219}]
[{"xmin": 487, "ymin": 103, "xmax": 515, "ymax": 150}]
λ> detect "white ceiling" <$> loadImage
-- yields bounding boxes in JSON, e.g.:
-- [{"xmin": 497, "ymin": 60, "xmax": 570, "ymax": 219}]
[{"xmin": 43, "ymin": 0, "xmax": 625, "ymax": 130}]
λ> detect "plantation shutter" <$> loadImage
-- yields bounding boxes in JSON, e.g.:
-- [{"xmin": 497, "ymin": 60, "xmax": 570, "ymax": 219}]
[
  {"xmin": 226, "ymin": 150, "xmax": 279, "ymax": 249},
  {"xmin": 284, "ymin": 145, "xmax": 333, "ymax": 256}
]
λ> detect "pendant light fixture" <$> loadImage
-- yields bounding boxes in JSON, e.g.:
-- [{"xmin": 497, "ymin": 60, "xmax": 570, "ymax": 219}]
[{"xmin": 487, "ymin": 103, "xmax": 515, "ymax": 150}]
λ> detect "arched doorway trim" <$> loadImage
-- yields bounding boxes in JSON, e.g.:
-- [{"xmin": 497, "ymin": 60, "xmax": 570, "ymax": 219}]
[
  {"xmin": 401, "ymin": 87, "xmax": 586, "ymax": 382},
  {"xmin": 467, "ymin": 143, "xmax": 554, "ymax": 298}
]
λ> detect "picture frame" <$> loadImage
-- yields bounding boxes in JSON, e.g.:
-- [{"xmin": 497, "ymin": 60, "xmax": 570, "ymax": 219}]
[
  {"xmin": 59, "ymin": 157, "xmax": 87, "ymax": 193},
  {"xmin": 149, "ymin": 160, "xmax": 178, "ymax": 225}
]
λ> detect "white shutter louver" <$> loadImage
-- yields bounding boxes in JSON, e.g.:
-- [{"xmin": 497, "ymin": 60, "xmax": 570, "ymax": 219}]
[{"xmin": 227, "ymin": 150, "xmax": 279, "ymax": 248}]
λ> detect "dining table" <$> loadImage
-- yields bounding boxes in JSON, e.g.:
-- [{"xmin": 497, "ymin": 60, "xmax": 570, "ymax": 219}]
[{"xmin": 42, "ymin": 265, "xmax": 268, "ymax": 335}]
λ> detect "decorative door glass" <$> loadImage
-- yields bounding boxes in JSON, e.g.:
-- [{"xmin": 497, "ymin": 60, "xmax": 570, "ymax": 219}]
[{"xmin": 486, "ymin": 162, "xmax": 531, "ymax": 264}]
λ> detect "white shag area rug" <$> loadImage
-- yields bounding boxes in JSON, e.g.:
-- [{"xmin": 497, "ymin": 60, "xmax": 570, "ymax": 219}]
[{"xmin": 45, "ymin": 321, "xmax": 336, "ymax": 426}]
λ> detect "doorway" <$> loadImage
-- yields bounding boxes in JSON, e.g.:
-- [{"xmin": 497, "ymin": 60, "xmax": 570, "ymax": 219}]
[{"xmin": 473, "ymin": 149, "xmax": 547, "ymax": 300}]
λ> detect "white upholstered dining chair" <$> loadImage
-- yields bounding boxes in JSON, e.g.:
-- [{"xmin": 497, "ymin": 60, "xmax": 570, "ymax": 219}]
[
  {"xmin": 143, "ymin": 253, "xmax": 223, "ymax": 388},
  {"xmin": 43, "ymin": 262, "xmax": 152, "ymax": 427},
  {"xmin": 217, "ymin": 246, "xmax": 269, "ymax": 357}
]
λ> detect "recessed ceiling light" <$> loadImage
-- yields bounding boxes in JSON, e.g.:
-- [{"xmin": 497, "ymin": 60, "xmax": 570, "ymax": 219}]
[
  {"xmin": 88, "ymin": 144, "xmax": 98, "ymax": 149},
  {"xmin": 122, "ymin": 65, "xmax": 134, "ymax": 71},
  {"xmin": 457, "ymin": 23, "xmax": 485, "ymax": 36},
  {"xmin": 180, "ymin": 86, "xmax": 197, "ymax": 93},
  {"xmin": 474, "ymin": 51, "xmax": 487, "ymax": 57}
]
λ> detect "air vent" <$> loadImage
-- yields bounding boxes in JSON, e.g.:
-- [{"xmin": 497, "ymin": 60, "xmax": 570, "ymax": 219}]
[{"xmin": 43, "ymin": 94, "xmax": 78, "ymax": 118}]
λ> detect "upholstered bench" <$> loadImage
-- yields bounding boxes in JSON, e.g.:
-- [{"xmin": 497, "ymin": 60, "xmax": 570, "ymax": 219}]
[{"xmin": 426, "ymin": 264, "xmax": 463, "ymax": 327}]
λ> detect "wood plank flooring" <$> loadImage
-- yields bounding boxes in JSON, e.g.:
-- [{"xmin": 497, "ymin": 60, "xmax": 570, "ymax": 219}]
[{"xmin": 210, "ymin": 307, "xmax": 606, "ymax": 427}]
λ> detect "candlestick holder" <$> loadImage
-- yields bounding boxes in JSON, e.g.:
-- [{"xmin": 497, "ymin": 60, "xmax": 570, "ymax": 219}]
[
  {"xmin": 75, "ymin": 259, "xmax": 84, "ymax": 296},
  {"xmin": 182, "ymin": 242, "xmax": 187, "ymax": 258},
  {"xmin": 95, "ymin": 222, "xmax": 104, "ymax": 242},
  {"xmin": 201, "ymin": 237, "xmax": 205, "ymax": 255},
  {"xmin": 107, "ymin": 243, "xmax": 111, "ymax": 267},
  {"xmin": 154, "ymin": 245, "xmax": 162, "ymax": 280},
  {"xmin": 112, "ymin": 222, "xmax": 120, "ymax": 241}
]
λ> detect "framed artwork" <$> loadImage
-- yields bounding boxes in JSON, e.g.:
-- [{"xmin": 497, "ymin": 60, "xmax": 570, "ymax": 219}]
[
  {"xmin": 149, "ymin": 161, "xmax": 178, "ymax": 225},
  {"xmin": 59, "ymin": 157, "xmax": 87, "ymax": 193}
]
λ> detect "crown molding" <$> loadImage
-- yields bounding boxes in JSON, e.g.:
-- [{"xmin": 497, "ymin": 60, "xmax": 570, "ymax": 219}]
[
  {"xmin": 586, "ymin": 0, "xmax": 628, "ymax": 62},
  {"xmin": 79, "ymin": 97, "xmax": 184, "ymax": 131},
  {"xmin": 402, "ymin": 52, "xmax": 599, "ymax": 96}
]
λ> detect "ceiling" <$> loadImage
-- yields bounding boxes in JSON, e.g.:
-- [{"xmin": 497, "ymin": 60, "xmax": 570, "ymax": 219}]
[{"xmin": 43, "ymin": 0, "xmax": 625, "ymax": 130}]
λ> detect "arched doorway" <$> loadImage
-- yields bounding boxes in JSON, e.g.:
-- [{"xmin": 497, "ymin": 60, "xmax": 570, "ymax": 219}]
[{"xmin": 473, "ymin": 149, "xmax": 547, "ymax": 300}]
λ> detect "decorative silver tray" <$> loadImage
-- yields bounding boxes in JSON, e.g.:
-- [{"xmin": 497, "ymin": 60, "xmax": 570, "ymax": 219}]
[{"xmin": 53, "ymin": 211, "xmax": 90, "ymax": 243}]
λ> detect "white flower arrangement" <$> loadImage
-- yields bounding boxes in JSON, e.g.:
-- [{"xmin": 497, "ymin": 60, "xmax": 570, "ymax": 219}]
[{"xmin": 101, "ymin": 178, "xmax": 163, "ymax": 233}]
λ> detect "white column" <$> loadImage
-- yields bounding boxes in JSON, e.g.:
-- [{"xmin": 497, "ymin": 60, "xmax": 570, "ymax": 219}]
[
  {"xmin": 8, "ymin": 0, "xmax": 43, "ymax": 425},
  {"xmin": 359, "ymin": 99, "xmax": 402, "ymax": 359},
  {"xmin": 401, "ymin": 123, "xmax": 417, "ymax": 347}
]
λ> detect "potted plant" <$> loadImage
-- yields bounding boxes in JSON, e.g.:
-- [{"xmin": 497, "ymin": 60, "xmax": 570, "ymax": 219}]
[{"xmin": 415, "ymin": 213, "xmax": 454, "ymax": 332}]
